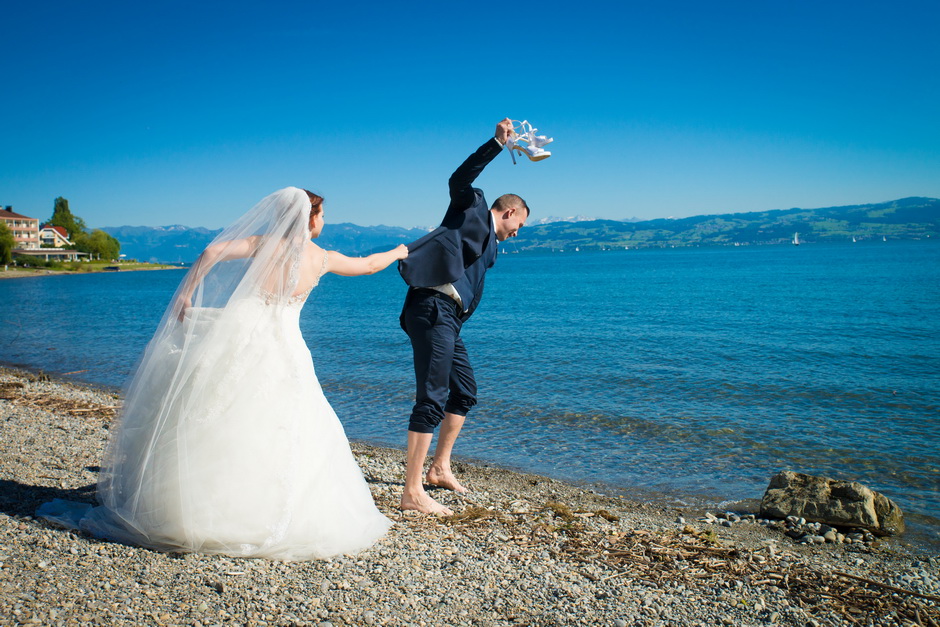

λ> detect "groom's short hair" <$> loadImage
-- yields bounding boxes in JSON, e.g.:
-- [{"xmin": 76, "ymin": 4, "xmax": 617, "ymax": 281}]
[{"xmin": 492, "ymin": 194, "xmax": 529, "ymax": 216}]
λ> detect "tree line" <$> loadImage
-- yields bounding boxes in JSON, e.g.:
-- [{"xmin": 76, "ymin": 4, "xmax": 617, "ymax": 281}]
[{"xmin": 0, "ymin": 197, "xmax": 121, "ymax": 264}]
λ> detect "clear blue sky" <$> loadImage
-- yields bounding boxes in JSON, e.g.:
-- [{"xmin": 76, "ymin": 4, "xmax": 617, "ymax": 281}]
[{"xmin": 2, "ymin": 0, "xmax": 938, "ymax": 229}]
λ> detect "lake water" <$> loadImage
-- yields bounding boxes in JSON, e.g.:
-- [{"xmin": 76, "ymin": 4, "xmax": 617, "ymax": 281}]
[{"xmin": 2, "ymin": 241, "xmax": 938, "ymax": 548}]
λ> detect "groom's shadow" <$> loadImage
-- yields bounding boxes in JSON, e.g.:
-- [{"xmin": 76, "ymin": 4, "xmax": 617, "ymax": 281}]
[{"xmin": 0, "ymin": 466, "xmax": 98, "ymax": 518}]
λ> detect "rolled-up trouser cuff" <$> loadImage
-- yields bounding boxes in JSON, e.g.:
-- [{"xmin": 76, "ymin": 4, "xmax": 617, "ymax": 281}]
[
  {"xmin": 444, "ymin": 399, "xmax": 475, "ymax": 417},
  {"xmin": 408, "ymin": 419, "xmax": 438, "ymax": 434}
]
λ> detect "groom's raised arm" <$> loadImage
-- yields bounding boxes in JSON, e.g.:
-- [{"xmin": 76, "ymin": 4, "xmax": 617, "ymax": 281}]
[{"xmin": 447, "ymin": 119, "xmax": 513, "ymax": 211}]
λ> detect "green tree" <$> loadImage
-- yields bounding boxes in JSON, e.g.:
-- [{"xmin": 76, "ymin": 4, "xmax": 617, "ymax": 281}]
[
  {"xmin": 47, "ymin": 197, "xmax": 87, "ymax": 241},
  {"xmin": 0, "ymin": 221, "xmax": 15, "ymax": 264},
  {"xmin": 74, "ymin": 229, "xmax": 121, "ymax": 260}
]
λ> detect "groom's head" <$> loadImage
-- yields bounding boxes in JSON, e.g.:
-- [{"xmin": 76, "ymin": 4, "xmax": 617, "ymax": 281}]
[{"xmin": 491, "ymin": 194, "xmax": 529, "ymax": 241}]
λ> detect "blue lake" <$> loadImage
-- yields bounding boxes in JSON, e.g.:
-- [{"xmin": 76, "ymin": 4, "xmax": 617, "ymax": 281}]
[{"xmin": 2, "ymin": 241, "xmax": 938, "ymax": 548}]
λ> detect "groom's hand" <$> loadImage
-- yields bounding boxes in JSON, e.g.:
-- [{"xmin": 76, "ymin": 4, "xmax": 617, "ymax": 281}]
[{"xmin": 495, "ymin": 118, "xmax": 513, "ymax": 145}]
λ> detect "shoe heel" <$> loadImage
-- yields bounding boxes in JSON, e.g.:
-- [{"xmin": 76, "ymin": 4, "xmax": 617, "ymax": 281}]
[
  {"xmin": 521, "ymin": 145, "xmax": 550, "ymax": 162},
  {"xmin": 506, "ymin": 136, "xmax": 518, "ymax": 165}
]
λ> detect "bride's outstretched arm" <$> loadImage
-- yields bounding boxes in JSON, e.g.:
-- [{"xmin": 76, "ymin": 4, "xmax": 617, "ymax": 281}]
[
  {"xmin": 326, "ymin": 244, "xmax": 408, "ymax": 277},
  {"xmin": 175, "ymin": 236, "xmax": 260, "ymax": 319}
]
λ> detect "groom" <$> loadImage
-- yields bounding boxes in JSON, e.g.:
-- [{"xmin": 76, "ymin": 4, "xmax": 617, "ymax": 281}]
[{"xmin": 398, "ymin": 118, "xmax": 530, "ymax": 515}]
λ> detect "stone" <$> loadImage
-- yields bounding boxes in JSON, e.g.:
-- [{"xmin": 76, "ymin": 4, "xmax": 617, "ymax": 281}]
[
  {"xmin": 759, "ymin": 471, "xmax": 905, "ymax": 536},
  {"xmin": 873, "ymin": 490, "xmax": 906, "ymax": 535}
]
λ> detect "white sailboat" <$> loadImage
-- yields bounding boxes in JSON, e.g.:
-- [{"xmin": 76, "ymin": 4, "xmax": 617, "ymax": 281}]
[{"xmin": 792, "ymin": 232, "xmax": 800, "ymax": 246}]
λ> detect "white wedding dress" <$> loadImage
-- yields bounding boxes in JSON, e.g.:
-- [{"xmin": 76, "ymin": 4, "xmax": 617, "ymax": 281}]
[{"xmin": 39, "ymin": 188, "xmax": 392, "ymax": 560}]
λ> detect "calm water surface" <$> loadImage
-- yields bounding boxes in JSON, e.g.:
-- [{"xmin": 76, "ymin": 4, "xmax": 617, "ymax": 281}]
[{"xmin": 2, "ymin": 242, "xmax": 938, "ymax": 546}]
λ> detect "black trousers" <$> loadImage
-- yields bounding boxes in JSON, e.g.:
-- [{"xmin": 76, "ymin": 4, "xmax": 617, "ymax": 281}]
[{"xmin": 400, "ymin": 289, "xmax": 477, "ymax": 434}]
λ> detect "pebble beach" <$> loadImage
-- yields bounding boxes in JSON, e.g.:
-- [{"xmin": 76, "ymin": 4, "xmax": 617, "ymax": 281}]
[{"xmin": 1, "ymin": 366, "xmax": 938, "ymax": 626}]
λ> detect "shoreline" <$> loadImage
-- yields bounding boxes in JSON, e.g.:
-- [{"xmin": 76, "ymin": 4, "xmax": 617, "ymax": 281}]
[
  {"xmin": 0, "ymin": 265, "xmax": 184, "ymax": 280},
  {"xmin": 8, "ymin": 360, "xmax": 940, "ymax": 554},
  {"xmin": 1, "ymin": 367, "xmax": 938, "ymax": 625}
]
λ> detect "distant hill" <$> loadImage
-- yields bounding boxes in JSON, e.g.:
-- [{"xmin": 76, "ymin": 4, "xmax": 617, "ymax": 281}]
[
  {"xmin": 511, "ymin": 197, "xmax": 940, "ymax": 250},
  {"xmin": 103, "ymin": 197, "xmax": 939, "ymax": 262},
  {"xmin": 102, "ymin": 223, "xmax": 430, "ymax": 264},
  {"xmin": 100, "ymin": 225, "xmax": 221, "ymax": 264}
]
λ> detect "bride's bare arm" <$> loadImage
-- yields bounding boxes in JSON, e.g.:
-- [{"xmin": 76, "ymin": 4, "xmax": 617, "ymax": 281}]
[
  {"xmin": 176, "ymin": 236, "xmax": 260, "ymax": 319},
  {"xmin": 326, "ymin": 244, "xmax": 408, "ymax": 277}
]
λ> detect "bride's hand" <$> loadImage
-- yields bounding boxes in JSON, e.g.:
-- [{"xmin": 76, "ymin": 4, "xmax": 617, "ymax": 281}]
[
  {"xmin": 394, "ymin": 244, "xmax": 408, "ymax": 260},
  {"xmin": 177, "ymin": 297, "xmax": 192, "ymax": 322}
]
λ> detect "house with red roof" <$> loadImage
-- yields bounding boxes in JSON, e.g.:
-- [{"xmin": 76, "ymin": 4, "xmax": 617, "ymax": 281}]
[{"xmin": 40, "ymin": 224, "xmax": 72, "ymax": 247}]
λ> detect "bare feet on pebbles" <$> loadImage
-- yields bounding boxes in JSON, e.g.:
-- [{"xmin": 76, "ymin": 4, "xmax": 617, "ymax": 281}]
[
  {"xmin": 425, "ymin": 464, "xmax": 468, "ymax": 494},
  {"xmin": 400, "ymin": 488, "xmax": 453, "ymax": 516}
]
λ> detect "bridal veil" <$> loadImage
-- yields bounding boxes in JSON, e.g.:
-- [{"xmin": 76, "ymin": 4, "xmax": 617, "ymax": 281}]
[{"xmin": 41, "ymin": 187, "xmax": 392, "ymax": 559}]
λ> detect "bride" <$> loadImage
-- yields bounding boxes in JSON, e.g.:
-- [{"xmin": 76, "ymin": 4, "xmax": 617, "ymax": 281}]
[{"xmin": 39, "ymin": 187, "xmax": 406, "ymax": 560}]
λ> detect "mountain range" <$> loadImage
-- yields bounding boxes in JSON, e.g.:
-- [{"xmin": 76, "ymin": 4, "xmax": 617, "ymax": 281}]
[
  {"xmin": 101, "ymin": 223, "xmax": 431, "ymax": 264},
  {"xmin": 103, "ymin": 197, "xmax": 939, "ymax": 263}
]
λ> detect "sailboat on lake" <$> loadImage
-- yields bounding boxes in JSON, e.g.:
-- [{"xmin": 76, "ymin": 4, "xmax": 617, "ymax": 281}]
[{"xmin": 792, "ymin": 232, "xmax": 800, "ymax": 246}]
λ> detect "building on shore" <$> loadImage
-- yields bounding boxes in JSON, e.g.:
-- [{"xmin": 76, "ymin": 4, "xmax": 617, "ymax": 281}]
[
  {"xmin": 13, "ymin": 248, "xmax": 88, "ymax": 262},
  {"xmin": 1, "ymin": 206, "xmax": 39, "ymax": 249},
  {"xmin": 1, "ymin": 207, "xmax": 88, "ymax": 262},
  {"xmin": 39, "ymin": 225, "xmax": 72, "ymax": 248}
]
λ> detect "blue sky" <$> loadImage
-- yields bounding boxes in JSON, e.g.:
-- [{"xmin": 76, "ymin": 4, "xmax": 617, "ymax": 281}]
[{"xmin": 2, "ymin": 1, "xmax": 938, "ymax": 229}]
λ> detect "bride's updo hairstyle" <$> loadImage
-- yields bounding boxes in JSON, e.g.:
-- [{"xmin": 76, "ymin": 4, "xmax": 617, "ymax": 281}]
[{"xmin": 303, "ymin": 190, "xmax": 324, "ymax": 220}]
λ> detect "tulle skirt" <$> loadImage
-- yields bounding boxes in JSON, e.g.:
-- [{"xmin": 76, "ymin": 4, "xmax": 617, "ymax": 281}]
[{"xmin": 40, "ymin": 301, "xmax": 392, "ymax": 560}]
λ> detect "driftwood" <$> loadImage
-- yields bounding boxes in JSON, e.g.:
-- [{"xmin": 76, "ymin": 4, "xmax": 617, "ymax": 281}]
[{"xmin": 1, "ymin": 384, "xmax": 119, "ymax": 421}]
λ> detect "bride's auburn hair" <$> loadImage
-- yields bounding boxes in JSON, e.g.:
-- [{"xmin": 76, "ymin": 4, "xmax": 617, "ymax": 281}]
[{"xmin": 303, "ymin": 189, "xmax": 324, "ymax": 219}]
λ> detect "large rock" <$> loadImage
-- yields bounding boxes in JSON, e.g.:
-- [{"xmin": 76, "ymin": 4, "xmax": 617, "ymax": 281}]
[{"xmin": 760, "ymin": 471, "xmax": 905, "ymax": 536}]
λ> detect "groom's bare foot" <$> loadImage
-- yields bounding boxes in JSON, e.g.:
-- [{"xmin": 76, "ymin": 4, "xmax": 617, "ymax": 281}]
[
  {"xmin": 426, "ymin": 465, "xmax": 468, "ymax": 494},
  {"xmin": 401, "ymin": 489, "xmax": 453, "ymax": 516}
]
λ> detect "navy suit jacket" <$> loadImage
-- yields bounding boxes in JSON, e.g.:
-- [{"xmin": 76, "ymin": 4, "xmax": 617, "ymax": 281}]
[{"xmin": 398, "ymin": 137, "xmax": 503, "ymax": 317}]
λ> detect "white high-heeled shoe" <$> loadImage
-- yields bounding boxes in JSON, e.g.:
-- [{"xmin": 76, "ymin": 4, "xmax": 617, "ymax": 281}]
[
  {"xmin": 511, "ymin": 142, "xmax": 551, "ymax": 162},
  {"xmin": 505, "ymin": 119, "xmax": 552, "ymax": 164},
  {"xmin": 518, "ymin": 119, "xmax": 553, "ymax": 148}
]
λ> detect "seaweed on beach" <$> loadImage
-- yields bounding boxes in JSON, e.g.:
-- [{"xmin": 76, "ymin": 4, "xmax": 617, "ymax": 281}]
[
  {"xmin": 1, "ymin": 383, "xmax": 119, "ymax": 422},
  {"xmin": 0, "ymin": 381, "xmax": 25, "ymax": 399},
  {"xmin": 444, "ymin": 506, "xmax": 512, "ymax": 525},
  {"xmin": 555, "ymin": 525, "xmax": 940, "ymax": 626},
  {"xmin": 433, "ymin": 498, "xmax": 939, "ymax": 625},
  {"xmin": 544, "ymin": 500, "xmax": 576, "ymax": 522},
  {"xmin": 785, "ymin": 566, "xmax": 940, "ymax": 626}
]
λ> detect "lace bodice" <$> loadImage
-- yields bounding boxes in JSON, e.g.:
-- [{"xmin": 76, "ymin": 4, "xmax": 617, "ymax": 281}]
[{"xmin": 260, "ymin": 250, "xmax": 328, "ymax": 306}]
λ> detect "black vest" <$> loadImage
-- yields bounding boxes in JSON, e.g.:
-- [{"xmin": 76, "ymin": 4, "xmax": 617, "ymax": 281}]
[{"xmin": 452, "ymin": 226, "xmax": 497, "ymax": 318}]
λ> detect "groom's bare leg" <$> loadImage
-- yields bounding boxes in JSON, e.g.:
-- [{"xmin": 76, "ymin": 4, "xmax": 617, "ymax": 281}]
[
  {"xmin": 401, "ymin": 430, "xmax": 453, "ymax": 515},
  {"xmin": 426, "ymin": 412, "xmax": 467, "ymax": 493}
]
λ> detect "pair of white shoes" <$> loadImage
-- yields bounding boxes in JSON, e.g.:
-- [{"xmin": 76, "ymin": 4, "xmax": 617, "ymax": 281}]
[{"xmin": 506, "ymin": 119, "xmax": 552, "ymax": 164}]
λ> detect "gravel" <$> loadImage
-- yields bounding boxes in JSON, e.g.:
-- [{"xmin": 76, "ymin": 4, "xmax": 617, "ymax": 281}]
[{"xmin": 1, "ymin": 366, "xmax": 937, "ymax": 626}]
